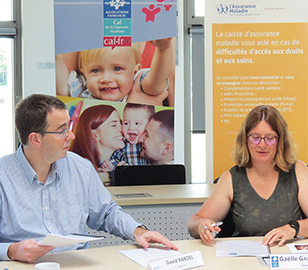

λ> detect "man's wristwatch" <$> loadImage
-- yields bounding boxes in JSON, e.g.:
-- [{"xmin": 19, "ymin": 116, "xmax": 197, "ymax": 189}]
[
  {"xmin": 137, "ymin": 224, "xmax": 149, "ymax": 230},
  {"xmin": 288, "ymin": 220, "xmax": 300, "ymax": 238}
]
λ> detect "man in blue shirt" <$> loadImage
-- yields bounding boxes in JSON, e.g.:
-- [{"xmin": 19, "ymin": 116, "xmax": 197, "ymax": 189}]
[{"xmin": 0, "ymin": 94, "xmax": 177, "ymax": 263}]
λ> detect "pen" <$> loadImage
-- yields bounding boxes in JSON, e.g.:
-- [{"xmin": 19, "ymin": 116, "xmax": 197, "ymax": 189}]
[
  {"xmin": 71, "ymin": 233, "xmax": 104, "ymax": 238},
  {"xmin": 202, "ymin": 221, "xmax": 223, "ymax": 230}
]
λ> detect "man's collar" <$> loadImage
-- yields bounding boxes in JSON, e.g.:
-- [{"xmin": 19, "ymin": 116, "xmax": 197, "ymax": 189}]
[
  {"xmin": 46, "ymin": 162, "xmax": 61, "ymax": 184},
  {"xmin": 16, "ymin": 145, "xmax": 38, "ymax": 183},
  {"xmin": 16, "ymin": 145, "xmax": 60, "ymax": 184}
]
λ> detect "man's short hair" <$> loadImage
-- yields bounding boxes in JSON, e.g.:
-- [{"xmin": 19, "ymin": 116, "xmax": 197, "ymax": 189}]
[
  {"xmin": 15, "ymin": 94, "xmax": 67, "ymax": 145},
  {"xmin": 152, "ymin": 109, "xmax": 174, "ymax": 142}
]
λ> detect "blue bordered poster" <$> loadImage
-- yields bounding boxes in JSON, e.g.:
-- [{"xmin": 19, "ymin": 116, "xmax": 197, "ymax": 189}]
[{"xmin": 53, "ymin": 0, "xmax": 178, "ymax": 178}]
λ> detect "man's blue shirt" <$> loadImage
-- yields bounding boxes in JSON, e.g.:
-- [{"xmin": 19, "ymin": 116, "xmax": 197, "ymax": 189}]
[{"xmin": 0, "ymin": 146, "xmax": 140, "ymax": 260}]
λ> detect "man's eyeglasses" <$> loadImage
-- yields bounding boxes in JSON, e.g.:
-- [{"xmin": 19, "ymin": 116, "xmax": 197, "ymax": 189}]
[
  {"xmin": 41, "ymin": 120, "xmax": 73, "ymax": 139},
  {"xmin": 247, "ymin": 134, "xmax": 278, "ymax": 146}
]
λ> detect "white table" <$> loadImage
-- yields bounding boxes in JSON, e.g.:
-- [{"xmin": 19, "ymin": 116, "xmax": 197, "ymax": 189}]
[{"xmin": 1, "ymin": 237, "xmax": 306, "ymax": 270}]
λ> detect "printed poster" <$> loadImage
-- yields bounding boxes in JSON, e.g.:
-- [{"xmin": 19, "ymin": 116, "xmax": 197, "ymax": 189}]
[
  {"xmin": 205, "ymin": 1, "xmax": 308, "ymax": 180},
  {"xmin": 54, "ymin": 0, "xmax": 177, "ymax": 184},
  {"xmin": 58, "ymin": 96, "xmax": 174, "ymax": 185}
]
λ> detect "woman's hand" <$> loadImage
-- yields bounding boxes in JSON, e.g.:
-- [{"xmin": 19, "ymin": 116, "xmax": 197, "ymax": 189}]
[
  {"xmin": 262, "ymin": 224, "xmax": 297, "ymax": 246},
  {"xmin": 98, "ymin": 160, "xmax": 114, "ymax": 172},
  {"xmin": 198, "ymin": 219, "xmax": 222, "ymax": 243},
  {"xmin": 116, "ymin": 161, "xmax": 129, "ymax": 167}
]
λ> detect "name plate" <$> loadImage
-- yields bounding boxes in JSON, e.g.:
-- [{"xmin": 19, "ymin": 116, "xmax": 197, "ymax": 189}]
[
  {"xmin": 146, "ymin": 251, "xmax": 204, "ymax": 270},
  {"xmin": 270, "ymin": 254, "xmax": 308, "ymax": 269}
]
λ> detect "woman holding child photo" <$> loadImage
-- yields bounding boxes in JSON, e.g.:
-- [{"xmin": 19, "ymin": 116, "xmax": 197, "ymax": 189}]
[{"xmin": 69, "ymin": 104, "xmax": 126, "ymax": 172}]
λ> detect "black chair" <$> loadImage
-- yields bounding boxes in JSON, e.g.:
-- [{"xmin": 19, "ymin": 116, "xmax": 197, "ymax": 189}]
[
  {"xmin": 213, "ymin": 177, "xmax": 236, "ymax": 238},
  {"xmin": 113, "ymin": 164, "xmax": 186, "ymax": 186}
]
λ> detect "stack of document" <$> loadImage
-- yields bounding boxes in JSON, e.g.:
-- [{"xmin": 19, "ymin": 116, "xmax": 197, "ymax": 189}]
[
  {"xmin": 39, "ymin": 233, "xmax": 105, "ymax": 248},
  {"xmin": 216, "ymin": 240, "xmax": 270, "ymax": 257}
]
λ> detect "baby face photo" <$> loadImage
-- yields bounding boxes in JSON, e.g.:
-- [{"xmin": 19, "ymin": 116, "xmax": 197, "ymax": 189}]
[{"xmin": 55, "ymin": 38, "xmax": 176, "ymax": 107}]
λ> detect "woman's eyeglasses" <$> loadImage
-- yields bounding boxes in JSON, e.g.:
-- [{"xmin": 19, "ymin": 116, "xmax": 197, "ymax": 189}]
[{"xmin": 247, "ymin": 134, "xmax": 278, "ymax": 146}]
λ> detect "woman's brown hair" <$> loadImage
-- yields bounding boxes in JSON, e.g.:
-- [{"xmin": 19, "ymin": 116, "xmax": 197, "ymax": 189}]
[
  {"xmin": 231, "ymin": 105, "xmax": 297, "ymax": 171},
  {"xmin": 69, "ymin": 105, "xmax": 116, "ymax": 170}
]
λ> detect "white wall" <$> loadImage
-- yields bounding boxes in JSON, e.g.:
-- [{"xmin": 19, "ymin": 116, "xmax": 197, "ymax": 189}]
[
  {"xmin": 22, "ymin": 0, "xmax": 56, "ymax": 97},
  {"xmin": 21, "ymin": 0, "xmax": 185, "ymax": 166}
]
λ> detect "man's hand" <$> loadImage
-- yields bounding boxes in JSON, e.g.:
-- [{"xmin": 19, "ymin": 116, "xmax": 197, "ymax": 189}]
[
  {"xmin": 7, "ymin": 240, "xmax": 54, "ymax": 263},
  {"xmin": 133, "ymin": 227, "xmax": 178, "ymax": 250}
]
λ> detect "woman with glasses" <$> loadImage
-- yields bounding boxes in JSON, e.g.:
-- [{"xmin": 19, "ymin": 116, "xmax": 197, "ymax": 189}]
[{"xmin": 188, "ymin": 105, "xmax": 308, "ymax": 246}]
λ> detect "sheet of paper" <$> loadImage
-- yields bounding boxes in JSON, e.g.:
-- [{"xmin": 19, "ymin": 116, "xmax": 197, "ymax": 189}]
[
  {"xmin": 119, "ymin": 247, "xmax": 181, "ymax": 267},
  {"xmin": 216, "ymin": 240, "xmax": 270, "ymax": 257},
  {"xmin": 39, "ymin": 233, "xmax": 105, "ymax": 248},
  {"xmin": 287, "ymin": 243, "xmax": 308, "ymax": 253}
]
